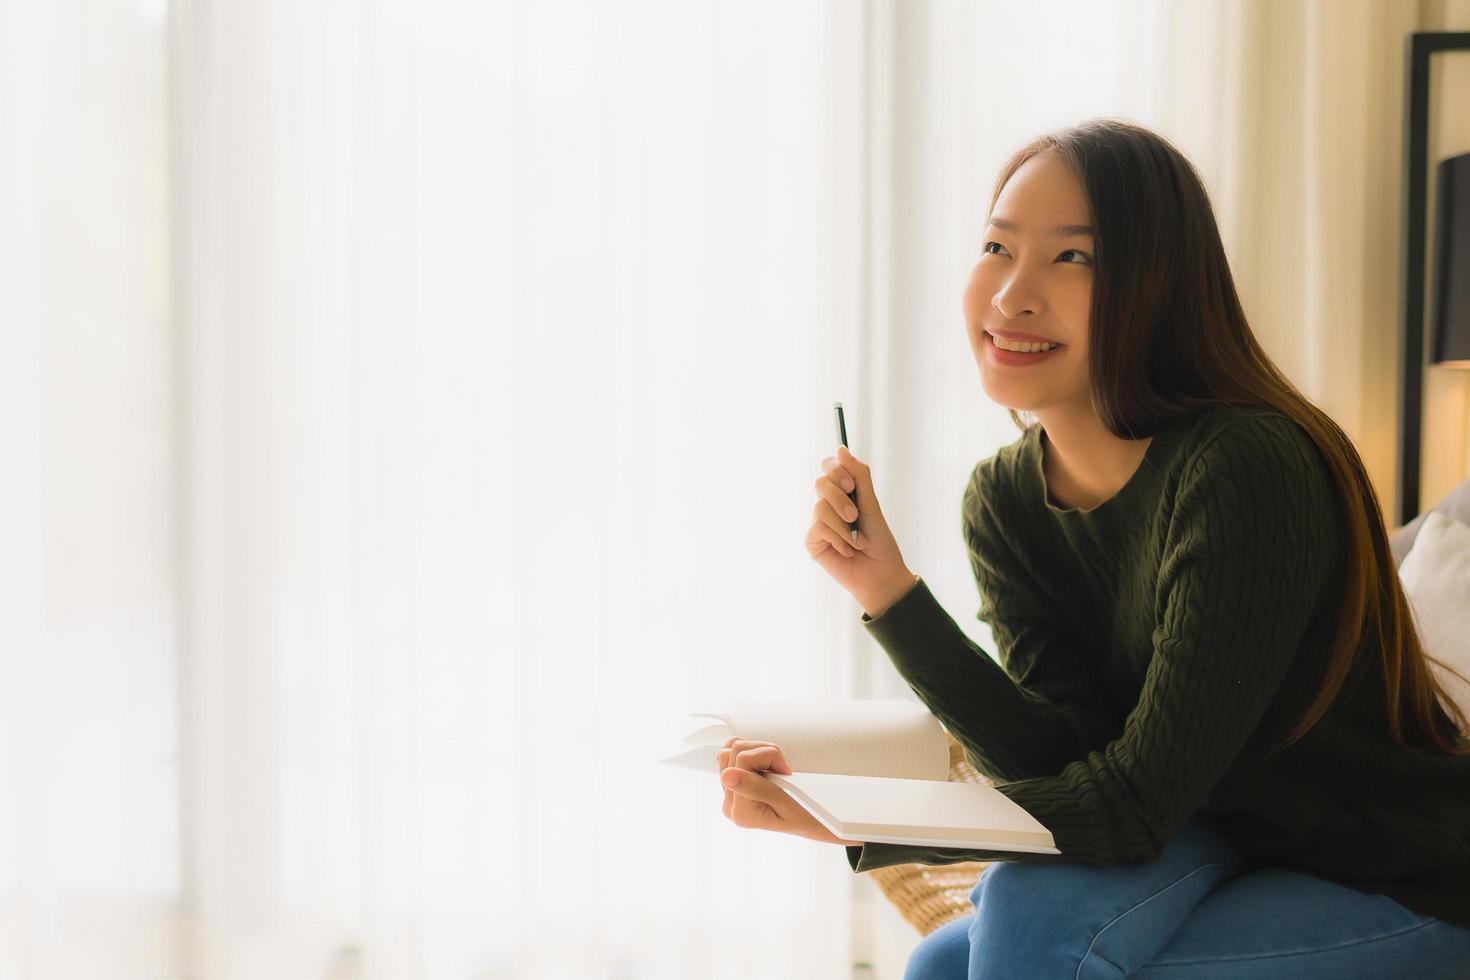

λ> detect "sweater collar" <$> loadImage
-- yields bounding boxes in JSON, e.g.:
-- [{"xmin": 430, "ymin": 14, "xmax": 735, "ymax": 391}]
[{"xmin": 1026, "ymin": 413, "xmax": 1196, "ymax": 523}]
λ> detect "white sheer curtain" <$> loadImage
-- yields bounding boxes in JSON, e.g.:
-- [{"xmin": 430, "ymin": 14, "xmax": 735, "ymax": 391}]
[
  {"xmin": 7, "ymin": 1, "xmax": 1470, "ymax": 978},
  {"xmin": 169, "ymin": 1, "xmax": 865, "ymax": 977},
  {"xmin": 0, "ymin": 1, "xmax": 178, "ymax": 977}
]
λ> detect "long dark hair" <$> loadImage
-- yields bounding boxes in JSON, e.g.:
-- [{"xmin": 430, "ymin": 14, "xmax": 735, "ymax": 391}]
[{"xmin": 990, "ymin": 118, "xmax": 1469, "ymax": 756}]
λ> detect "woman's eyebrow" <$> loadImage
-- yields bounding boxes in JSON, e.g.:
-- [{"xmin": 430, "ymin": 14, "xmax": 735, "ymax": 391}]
[{"xmin": 987, "ymin": 216, "xmax": 1094, "ymax": 237}]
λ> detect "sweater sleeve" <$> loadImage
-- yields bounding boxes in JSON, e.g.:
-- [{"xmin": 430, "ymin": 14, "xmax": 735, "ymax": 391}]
[
  {"xmin": 854, "ymin": 461, "xmax": 1121, "ymax": 785},
  {"xmin": 846, "ymin": 414, "xmax": 1338, "ymax": 874}
]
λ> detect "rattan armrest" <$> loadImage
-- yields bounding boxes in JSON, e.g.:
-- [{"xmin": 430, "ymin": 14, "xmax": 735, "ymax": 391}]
[{"xmin": 864, "ymin": 731, "xmax": 995, "ymax": 936}]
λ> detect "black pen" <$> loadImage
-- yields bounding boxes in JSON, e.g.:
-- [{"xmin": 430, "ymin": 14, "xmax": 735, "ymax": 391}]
[{"xmin": 833, "ymin": 402, "xmax": 859, "ymax": 546}]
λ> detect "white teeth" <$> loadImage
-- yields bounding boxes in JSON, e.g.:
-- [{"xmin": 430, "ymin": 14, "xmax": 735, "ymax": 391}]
[{"xmin": 990, "ymin": 334, "xmax": 1060, "ymax": 353}]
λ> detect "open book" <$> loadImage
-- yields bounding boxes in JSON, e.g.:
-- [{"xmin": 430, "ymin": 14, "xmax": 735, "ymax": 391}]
[{"xmin": 660, "ymin": 698, "xmax": 1058, "ymax": 854}]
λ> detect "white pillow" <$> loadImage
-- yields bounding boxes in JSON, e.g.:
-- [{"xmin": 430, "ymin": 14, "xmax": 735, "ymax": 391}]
[{"xmin": 1397, "ymin": 510, "xmax": 1470, "ymax": 723}]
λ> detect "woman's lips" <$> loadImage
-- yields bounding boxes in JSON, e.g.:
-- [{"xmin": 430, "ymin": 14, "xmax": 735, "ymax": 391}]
[
  {"xmin": 985, "ymin": 331, "xmax": 1065, "ymax": 365},
  {"xmin": 985, "ymin": 329, "xmax": 1064, "ymax": 346}
]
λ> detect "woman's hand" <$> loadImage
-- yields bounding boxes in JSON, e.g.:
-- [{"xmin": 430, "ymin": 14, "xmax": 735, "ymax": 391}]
[
  {"xmin": 804, "ymin": 445, "xmax": 916, "ymax": 616},
  {"xmin": 717, "ymin": 737, "xmax": 861, "ymax": 846}
]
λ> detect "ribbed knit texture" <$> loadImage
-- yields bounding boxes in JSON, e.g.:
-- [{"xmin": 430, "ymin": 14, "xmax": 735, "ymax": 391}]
[{"xmin": 846, "ymin": 404, "xmax": 1470, "ymax": 930}]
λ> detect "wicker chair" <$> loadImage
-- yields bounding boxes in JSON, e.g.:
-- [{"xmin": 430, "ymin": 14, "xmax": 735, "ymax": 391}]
[{"xmin": 865, "ymin": 731, "xmax": 995, "ymax": 936}]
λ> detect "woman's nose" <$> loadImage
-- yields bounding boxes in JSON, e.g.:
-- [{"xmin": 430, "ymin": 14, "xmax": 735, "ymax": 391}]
[
  {"xmin": 990, "ymin": 266, "xmax": 1042, "ymax": 319},
  {"xmin": 992, "ymin": 283, "xmax": 1038, "ymax": 320}
]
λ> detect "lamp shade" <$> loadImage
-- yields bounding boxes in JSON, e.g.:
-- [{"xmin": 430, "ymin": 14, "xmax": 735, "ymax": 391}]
[{"xmin": 1430, "ymin": 152, "xmax": 1470, "ymax": 368}]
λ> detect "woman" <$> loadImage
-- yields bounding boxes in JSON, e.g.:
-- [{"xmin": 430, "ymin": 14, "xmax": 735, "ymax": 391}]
[{"xmin": 716, "ymin": 119, "xmax": 1470, "ymax": 978}]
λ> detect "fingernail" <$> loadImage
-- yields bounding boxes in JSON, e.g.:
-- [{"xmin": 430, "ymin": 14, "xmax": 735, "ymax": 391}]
[
  {"xmin": 722, "ymin": 770, "xmax": 740, "ymax": 788},
  {"xmin": 850, "ymin": 529, "xmax": 859, "ymax": 546}
]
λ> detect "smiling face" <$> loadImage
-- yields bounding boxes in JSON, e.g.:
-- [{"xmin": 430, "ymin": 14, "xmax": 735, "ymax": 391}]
[{"xmin": 963, "ymin": 150, "xmax": 1096, "ymax": 416}]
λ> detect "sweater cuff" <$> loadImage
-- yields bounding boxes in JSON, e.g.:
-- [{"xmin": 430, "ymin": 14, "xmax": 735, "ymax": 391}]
[
  {"xmin": 859, "ymin": 574, "xmax": 1011, "ymax": 690},
  {"xmin": 845, "ymin": 840, "xmax": 1005, "ymax": 874},
  {"xmin": 860, "ymin": 574, "xmax": 924, "ymax": 627},
  {"xmin": 859, "ymin": 575, "xmax": 944, "ymax": 658},
  {"xmin": 846, "ymin": 841, "xmax": 927, "ymax": 874}
]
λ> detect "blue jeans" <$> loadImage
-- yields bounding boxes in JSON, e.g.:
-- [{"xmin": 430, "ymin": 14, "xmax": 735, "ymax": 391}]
[{"xmin": 903, "ymin": 812, "xmax": 1470, "ymax": 979}]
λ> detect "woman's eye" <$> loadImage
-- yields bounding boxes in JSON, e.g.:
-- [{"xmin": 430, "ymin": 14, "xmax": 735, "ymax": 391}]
[{"xmin": 982, "ymin": 242, "xmax": 1092, "ymax": 265}]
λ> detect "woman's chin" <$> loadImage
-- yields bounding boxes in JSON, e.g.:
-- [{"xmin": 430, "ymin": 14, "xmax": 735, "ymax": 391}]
[{"xmin": 979, "ymin": 374, "xmax": 1043, "ymax": 413}]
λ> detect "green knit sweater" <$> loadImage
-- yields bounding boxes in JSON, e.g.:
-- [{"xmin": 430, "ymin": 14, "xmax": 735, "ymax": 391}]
[{"xmin": 846, "ymin": 403, "xmax": 1470, "ymax": 930}]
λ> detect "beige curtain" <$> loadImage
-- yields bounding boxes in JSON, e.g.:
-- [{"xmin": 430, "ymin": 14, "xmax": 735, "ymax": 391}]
[{"xmin": 1162, "ymin": 0, "xmax": 1470, "ymax": 523}]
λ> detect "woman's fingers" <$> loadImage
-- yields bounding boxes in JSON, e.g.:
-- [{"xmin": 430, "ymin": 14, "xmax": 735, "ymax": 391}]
[
  {"xmin": 806, "ymin": 516, "xmax": 857, "ymax": 558},
  {"xmin": 722, "ymin": 767, "xmax": 780, "ymax": 830},
  {"xmin": 718, "ymin": 738, "xmax": 743, "ymax": 817},
  {"xmin": 719, "ymin": 738, "xmax": 792, "ymax": 821},
  {"xmin": 813, "ymin": 469, "xmax": 860, "ymax": 523},
  {"xmin": 716, "ymin": 737, "xmax": 837, "ymax": 842},
  {"xmin": 820, "ymin": 456, "xmax": 857, "ymax": 494},
  {"xmin": 722, "ymin": 766, "xmax": 825, "ymax": 839},
  {"xmin": 718, "ymin": 743, "xmax": 734, "ymax": 816},
  {"xmin": 719, "ymin": 737, "xmax": 788, "ymax": 772},
  {"xmin": 810, "ymin": 499, "xmax": 862, "ymax": 554},
  {"xmin": 734, "ymin": 745, "xmax": 792, "ymax": 774},
  {"xmin": 836, "ymin": 445, "xmax": 870, "ymax": 493},
  {"xmin": 808, "ymin": 448, "xmax": 876, "ymax": 559},
  {"xmin": 812, "ymin": 496, "xmax": 863, "ymax": 548}
]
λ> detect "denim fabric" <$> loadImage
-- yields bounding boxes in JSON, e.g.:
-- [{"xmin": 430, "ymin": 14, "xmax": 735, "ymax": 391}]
[{"xmin": 903, "ymin": 813, "xmax": 1470, "ymax": 980}]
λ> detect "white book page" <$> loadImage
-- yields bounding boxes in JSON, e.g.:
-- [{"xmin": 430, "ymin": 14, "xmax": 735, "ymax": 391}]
[
  {"xmin": 658, "ymin": 698, "xmax": 950, "ymax": 781},
  {"xmin": 766, "ymin": 771, "xmax": 1059, "ymax": 853}
]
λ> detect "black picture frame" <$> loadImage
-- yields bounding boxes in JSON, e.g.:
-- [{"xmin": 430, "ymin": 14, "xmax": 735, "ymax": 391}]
[{"xmin": 1398, "ymin": 31, "xmax": 1470, "ymax": 527}]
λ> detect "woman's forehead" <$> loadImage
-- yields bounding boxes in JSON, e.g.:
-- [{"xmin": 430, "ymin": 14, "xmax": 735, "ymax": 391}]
[{"xmin": 993, "ymin": 155, "xmax": 1091, "ymax": 229}]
